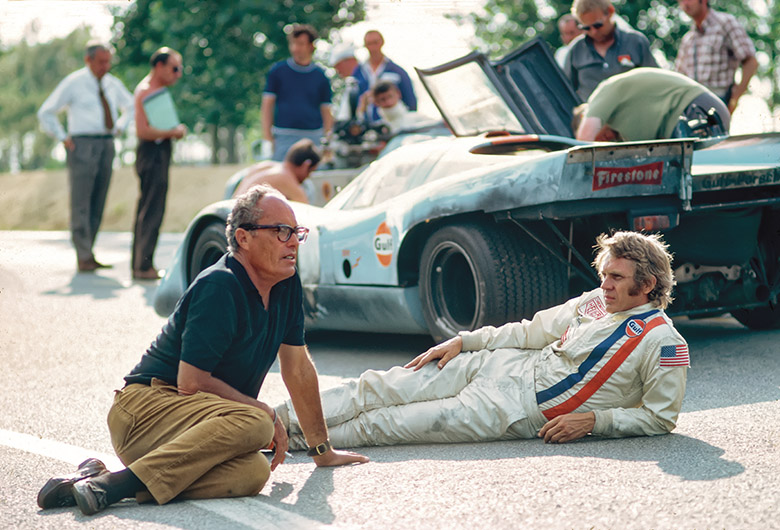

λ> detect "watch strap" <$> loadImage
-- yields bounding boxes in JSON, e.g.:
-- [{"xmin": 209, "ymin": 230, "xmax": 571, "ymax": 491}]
[{"xmin": 306, "ymin": 440, "xmax": 332, "ymax": 457}]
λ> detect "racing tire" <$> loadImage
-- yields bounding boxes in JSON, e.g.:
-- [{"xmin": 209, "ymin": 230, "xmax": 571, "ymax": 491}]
[
  {"xmin": 418, "ymin": 223, "xmax": 567, "ymax": 343},
  {"xmin": 188, "ymin": 221, "xmax": 228, "ymax": 283},
  {"xmin": 731, "ymin": 304, "xmax": 780, "ymax": 330}
]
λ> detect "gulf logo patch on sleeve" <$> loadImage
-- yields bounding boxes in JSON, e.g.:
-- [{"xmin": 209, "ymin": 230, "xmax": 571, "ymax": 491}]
[
  {"xmin": 373, "ymin": 221, "xmax": 393, "ymax": 267},
  {"xmin": 660, "ymin": 344, "xmax": 690, "ymax": 367}
]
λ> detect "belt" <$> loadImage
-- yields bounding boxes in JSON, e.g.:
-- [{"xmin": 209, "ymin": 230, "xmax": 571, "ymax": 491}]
[{"xmin": 72, "ymin": 134, "xmax": 113, "ymax": 139}]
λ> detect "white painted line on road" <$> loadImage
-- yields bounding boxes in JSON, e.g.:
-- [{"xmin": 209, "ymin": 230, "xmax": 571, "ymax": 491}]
[
  {"xmin": 1, "ymin": 428, "xmax": 322, "ymax": 529},
  {"xmin": 0, "ymin": 428, "xmax": 124, "ymax": 470}
]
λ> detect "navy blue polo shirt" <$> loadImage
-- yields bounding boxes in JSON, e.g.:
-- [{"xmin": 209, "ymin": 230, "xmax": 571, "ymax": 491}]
[
  {"xmin": 124, "ymin": 254, "xmax": 305, "ymax": 398},
  {"xmin": 264, "ymin": 59, "xmax": 332, "ymax": 130}
]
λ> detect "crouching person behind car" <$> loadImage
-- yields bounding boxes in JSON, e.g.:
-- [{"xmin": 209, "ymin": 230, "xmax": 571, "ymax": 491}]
[
  {"xmin": 278, "ymin": 230, "xmax": 689, "ymax": 448},
  {"xmin": 574, "ymin": 68, "xmax": 730, "ymax": 142},
  {"xmin": 37, "ymin": 185, "xmax": 367, "ymax": 515}
]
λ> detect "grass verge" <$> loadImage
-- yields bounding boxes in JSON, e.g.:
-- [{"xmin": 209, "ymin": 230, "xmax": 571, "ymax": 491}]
[{"xmin": 0, "ymin": 164, "xmax": 243, "ymax": 232}]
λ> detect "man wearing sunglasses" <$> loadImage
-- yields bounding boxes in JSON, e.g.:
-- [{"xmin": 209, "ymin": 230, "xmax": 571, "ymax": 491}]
[
  {"xmin": 563, "ymin": 0, "xmax": 657, "ymax": 101},
  {"xmin": 37, "ymin": 185, "xmax": 368, "ymax": 515},
  {"xmin": 131, "ymin": 47, "xmax": 188, "ymax": 280}
]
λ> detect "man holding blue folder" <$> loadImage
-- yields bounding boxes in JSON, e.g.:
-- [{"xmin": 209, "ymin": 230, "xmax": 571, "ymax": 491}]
[{"xmin": 132, "ymin": 47, "xmax": 187, "ymax": 280}]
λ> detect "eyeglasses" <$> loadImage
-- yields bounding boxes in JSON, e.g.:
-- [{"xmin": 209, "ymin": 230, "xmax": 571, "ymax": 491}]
[
  {"xmin": 239, "ymin": 223, "xmax": 309, "ymax": 243},
  {"xmin": 578, "ymin": 20, "xmax": 605, "ymax": 31}
]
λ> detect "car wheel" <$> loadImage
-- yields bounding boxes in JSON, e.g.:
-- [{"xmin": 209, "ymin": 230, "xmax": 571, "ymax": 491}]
[
  {"xmin": 189, "ymin": 222, "xmax": 228, "ymax": 282},
  {"xmin": 731, "ymin": 304, "xmax": 780, "ymax": 330},
  {"xmin": 418, "ymin": 223, "xmax": 567, "ymax": 342}
]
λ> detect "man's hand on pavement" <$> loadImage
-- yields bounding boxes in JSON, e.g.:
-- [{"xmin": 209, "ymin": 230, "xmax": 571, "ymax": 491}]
[
  {"xmin": 313, "ymin": 449, "xmax": 369, "ymax": 467},
  {"xmin": 538, "ymin": 412, "xmax": 595, "ymax": 444},
  {"xmin": 404, "ymin": 335, "xmax": 463, "ymax": 371},
  {"xmin": 269, "ymin": 414, "xmax": 289, "ymax": 471}
]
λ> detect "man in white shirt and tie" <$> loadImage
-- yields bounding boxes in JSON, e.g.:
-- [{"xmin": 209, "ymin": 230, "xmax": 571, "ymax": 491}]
[{"xmin": 38, "ymin": 42, "xmax": 134, "ymax": 272}]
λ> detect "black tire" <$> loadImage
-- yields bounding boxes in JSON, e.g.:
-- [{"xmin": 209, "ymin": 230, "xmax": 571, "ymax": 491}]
[
  {"xmin": 418, "ymin": 223, "xmax": 567, "ymax": 342},
  {"xmin": 731, "ymin": 304, "xmax": 780, "ymax": 330},
  {"xmin": 188, "ymin": 222, "xmax": 228, "ymax": 282}
]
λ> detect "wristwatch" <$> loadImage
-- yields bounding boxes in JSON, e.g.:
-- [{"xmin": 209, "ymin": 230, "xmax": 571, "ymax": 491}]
[{"xmin": 306, "ymin": 440, "xmax": 332, "ymax": 457}]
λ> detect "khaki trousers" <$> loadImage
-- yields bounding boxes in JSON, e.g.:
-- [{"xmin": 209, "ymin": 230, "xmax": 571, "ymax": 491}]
[{"xmin": 107, "ymin": 380, "xmax": 274, "ymax": 504}]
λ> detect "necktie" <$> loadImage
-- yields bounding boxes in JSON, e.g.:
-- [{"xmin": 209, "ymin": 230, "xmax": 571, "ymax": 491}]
[{"xmin": 99, "ymin": 81, "xmax": 114, "ymax": 131}]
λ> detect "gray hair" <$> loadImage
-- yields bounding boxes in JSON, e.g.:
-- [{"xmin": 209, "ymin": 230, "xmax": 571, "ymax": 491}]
[
  {"xmin": 226, "ymin": 185, "xmax": 274, "ymax": 253},
  {"xmin": 593, "ymin": 231, "xmax": 675, "ymax": 309},
  {"xmin": 571, "ymin": 0, "xmax": 612, "ymax": 18},
  {"xmin": 85, "ymin": 42, "xmax": 109, "ymax": 59}
]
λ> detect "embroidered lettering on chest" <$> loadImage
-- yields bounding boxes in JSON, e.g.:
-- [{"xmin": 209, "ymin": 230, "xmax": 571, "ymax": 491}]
[{"xmin": 578, "ymin": 298, "xmax": 607, "ymax": 320}]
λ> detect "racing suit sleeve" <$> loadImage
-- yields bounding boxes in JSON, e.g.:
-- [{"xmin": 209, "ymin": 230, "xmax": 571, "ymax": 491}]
[
  {"xmin": 591, "ymin": 330, "xmax": 688, "ymax": 437},
  {"xmin": 458, "ymin": 294, "xmax": 583, "ymax": 352}
]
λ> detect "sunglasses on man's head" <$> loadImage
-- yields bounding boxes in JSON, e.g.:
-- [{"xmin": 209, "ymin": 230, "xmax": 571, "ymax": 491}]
[{"xmin": 578, "ymin": 21, "xmax": 605, "ymax": 31}]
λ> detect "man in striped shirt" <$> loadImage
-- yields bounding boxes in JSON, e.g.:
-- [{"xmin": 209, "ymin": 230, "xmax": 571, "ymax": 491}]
[
  {"xmin": 278, "ymin": 231, "xmax": 689, "ymax": 447},
  {"xmin": 674, "ymin": 0, "xmax": 757, "ymax": 114}
]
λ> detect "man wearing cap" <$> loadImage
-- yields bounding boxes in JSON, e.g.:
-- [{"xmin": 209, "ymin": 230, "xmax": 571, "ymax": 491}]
[
  {"xmin": 38, "ymin": 42, "xmax": 134, "ymax": 272},
  {"xmin": 330, "ymin": 44, "xmax": 361, "ymax": 122}
]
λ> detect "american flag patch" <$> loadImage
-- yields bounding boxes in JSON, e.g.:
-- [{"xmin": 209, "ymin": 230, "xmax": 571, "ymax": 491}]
[{"xmin": 660, "ymin": 345, "xmax": 690, "ymax": 367}]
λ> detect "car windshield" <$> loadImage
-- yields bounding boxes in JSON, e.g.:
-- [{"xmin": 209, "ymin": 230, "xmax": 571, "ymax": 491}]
[
  {"xmin": 326, "ymin": 139, "xmax": 447, "ymax": 210},
  {"xmin": 421, "ymin": 60, "xmax": 525, "ymax": 137}
]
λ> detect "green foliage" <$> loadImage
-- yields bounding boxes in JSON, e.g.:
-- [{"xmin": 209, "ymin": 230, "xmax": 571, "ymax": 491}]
[
  {"xmin": 110, "ymin": 0, "xmax": 366, "ymax": 162},
  {"xmin": 0, "ymin": 27, "xmax": 92, "ymax": 170},
  {"xmin": 457, "ymin": 1, "xmax": 778, "ymax": 111}
]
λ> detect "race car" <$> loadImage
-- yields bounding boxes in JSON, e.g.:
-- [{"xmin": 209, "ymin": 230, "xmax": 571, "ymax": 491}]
[{"xmin": 154, "ymin": 39, "xmax": 780, "ymax": 340}]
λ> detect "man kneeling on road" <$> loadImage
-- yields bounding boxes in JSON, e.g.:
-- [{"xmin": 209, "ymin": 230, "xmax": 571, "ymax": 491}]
[
  {"xmin": 37, "ymin": 186, "xmax": 367, "ymax": 515},
  {"xmin": 278, "ymin": 231, "xmax": 689, "ymax": 447}
]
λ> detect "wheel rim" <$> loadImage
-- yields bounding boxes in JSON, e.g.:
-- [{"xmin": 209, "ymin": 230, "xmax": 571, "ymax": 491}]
[{"xmin": 429, "ymin": 242, "xmax": 479, "ymax": 330}]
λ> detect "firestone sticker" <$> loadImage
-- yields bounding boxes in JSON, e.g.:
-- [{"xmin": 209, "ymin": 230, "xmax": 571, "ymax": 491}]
[
  {"xmin": 373, "ymin": 222, "xmax": 393, "ymax": 267},
  {"xmin": 593, "ymin": 161, "xmax": 663, "ymax": 191}
]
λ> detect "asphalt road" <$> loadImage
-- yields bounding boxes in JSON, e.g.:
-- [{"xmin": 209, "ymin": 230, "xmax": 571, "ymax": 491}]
[{"xmin": 1, "ymin": 230, "xmax": 778, "ymax": 529}]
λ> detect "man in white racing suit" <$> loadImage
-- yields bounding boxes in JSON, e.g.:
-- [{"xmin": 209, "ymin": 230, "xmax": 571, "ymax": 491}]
[{"xmin": 278, "ymin": 230, "xmax": 689, "ymax": 447}]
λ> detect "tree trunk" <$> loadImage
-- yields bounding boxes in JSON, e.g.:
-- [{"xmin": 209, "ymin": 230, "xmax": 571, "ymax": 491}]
[
  {"xmin": 209, "ymin": 124, "xmax": 219, "ymax": 165},
  {"xmin": 226, "ymin": 124, "xmax": 238, "ymax": 164}
]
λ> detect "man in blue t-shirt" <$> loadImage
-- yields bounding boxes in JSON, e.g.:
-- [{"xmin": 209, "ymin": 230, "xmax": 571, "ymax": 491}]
[
  {"xmin": 36, "ymin": 186, "xmax": 367, "ymax": 516},
  {"xmin": 353, "ymin": 29, "xmax": 417, "ymax": 124},
  {"xmin": 261, "ymin": 24, "xmax": 333, "ymax": 161}
]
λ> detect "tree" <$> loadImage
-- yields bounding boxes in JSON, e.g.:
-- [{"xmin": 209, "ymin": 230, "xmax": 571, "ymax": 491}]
[
  {"xmin": 0, "ymin": 27, "xmax": 92, "ymax": 171},
  {"xmin": 456, "ymin": 0, "xmax": 778, "ymax": 116},
  {"xmin": 111, "ymin": 0, "xmax": 365, "ymax": 164}
]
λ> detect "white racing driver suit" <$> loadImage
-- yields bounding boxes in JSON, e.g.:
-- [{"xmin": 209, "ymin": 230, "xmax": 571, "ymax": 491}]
[{"xmin": 281, "ymin": 289, "xmax": 689, "ymax": 448}]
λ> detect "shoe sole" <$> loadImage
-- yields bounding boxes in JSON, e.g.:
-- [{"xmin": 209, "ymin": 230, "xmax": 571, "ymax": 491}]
[{"xmin": 37, "ymin": 459, "xmax": 106, "ymax": 509}]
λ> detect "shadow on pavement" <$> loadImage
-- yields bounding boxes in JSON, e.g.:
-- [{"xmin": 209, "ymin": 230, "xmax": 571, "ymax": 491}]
[{"xmin": 334, "ymin": 432, "xmax": 743, "ymax": 482}]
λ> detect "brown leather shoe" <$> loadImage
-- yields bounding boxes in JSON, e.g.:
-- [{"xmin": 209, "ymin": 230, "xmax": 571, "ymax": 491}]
[
  {"xmin": 132, "ymin": 267, "xmax": 161, "ymax": 280},
  {"xmin": 37, "ymin": 458, "xmax": 107, "ymax": 509},
  {"xmin": 77, "ymin": 259, "xmax": 98, "ymax": 272},
  {"xmin": 77, "ymin": 258, "xmax": 112, "ymax": 272},
  {"xmin": 91, "ymin": 259, "xmax": 113, "ymax": 269}
]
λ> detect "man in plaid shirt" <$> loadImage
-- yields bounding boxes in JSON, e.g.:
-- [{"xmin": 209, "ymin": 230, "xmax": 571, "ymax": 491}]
[{"xmin": 674, "ymin": 0, "xmax": 758, "ymax": 114}]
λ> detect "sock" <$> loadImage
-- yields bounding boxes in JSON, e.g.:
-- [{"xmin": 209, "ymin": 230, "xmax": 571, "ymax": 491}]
[{"xmin": 92, "ymin": 468, "xmax": 146, "ymax": 505}]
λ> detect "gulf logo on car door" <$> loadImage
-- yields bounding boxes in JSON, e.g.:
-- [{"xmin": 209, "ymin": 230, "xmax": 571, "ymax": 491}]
[{"xmin": 374, "ymin": 222, "xmax": 393, "ymax": 267}]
